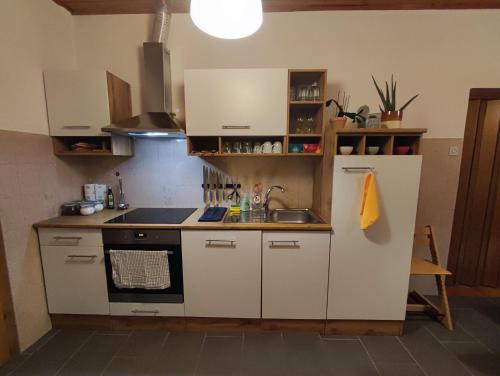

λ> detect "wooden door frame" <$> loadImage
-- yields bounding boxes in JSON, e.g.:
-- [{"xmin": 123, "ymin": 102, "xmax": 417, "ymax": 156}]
[
  {"xmin": 0, "ymin": 221, "xmax": 20, "ymax": 363},
  {"xmin": 447, "ymin": 88, "xmax": 500, "ymax": 285}
]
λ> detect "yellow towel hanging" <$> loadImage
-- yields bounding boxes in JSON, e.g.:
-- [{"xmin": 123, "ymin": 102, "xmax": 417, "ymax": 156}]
[{"xmin": 360, "ymin": 172, "xmax": 380, "ymax": 230}]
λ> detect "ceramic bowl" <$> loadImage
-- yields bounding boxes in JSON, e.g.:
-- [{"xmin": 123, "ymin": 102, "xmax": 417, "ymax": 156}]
[
  {"xmin": 339, "ymin": 146, "xmax": 354, "ymax": 155},
  {"xmin": 366, "ymin": 146, "xmax": 380, "ymax": 155},
  {"xmin": 80, "ymin": 205, "xmax": 95, "ymax": 216},
  {"xmin": 394, "ymin": 146, "xmax": 410, "ymax": 155}
]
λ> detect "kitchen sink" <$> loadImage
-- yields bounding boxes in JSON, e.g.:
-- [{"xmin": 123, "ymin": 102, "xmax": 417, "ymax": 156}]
[
  {"xmin": 269, "ymin": 209, "xmax": 323, "ymax": 224},
  {"xmin": 223, "ymin": 208, "xmax": 324, "ymax": 224}
]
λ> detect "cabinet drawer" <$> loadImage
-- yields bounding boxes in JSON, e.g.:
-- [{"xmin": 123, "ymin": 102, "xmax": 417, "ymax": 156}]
[
  {"xmin": 181, "ymin": 230, "xmax": 261, "ymax": 318},
  {"xmin": 262, "ymin": 231, "xmax": 330, "ymax": 319},
  {"xmin": 38, "ymin": 228, "xmax": 102, "ymax": 247},
  {"xmin": 110, "ymin": 302, "xmax": 185, "ymax": 317},
  {"xmin": 40, "ymin": 246, "xmax": 109, "ymax": 315}
]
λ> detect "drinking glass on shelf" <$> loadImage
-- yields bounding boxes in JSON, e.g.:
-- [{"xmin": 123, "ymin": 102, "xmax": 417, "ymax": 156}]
[
  {"xmin": 223, "ymin": 141, "xmax": 232, "ymax": 154},
  {"xmin": 242, "ymin": 141, "xmax": 252, "ymax": 154},
  {"xmin": 296, "ymin": 116, "xmax": 305, "ymax": 134},
  {"xmin": 297, "ymin": 85, "xmax": 308, "ymax": 101},
  {"xmin": 290, "ymin": 86, "xmax": 297, "ymax": 101},
  {"xmin": 311, "ymin": 81, "xmax": 321, "ymax": 101},
  {"xmin": 305, "ymin": 116, "xmax": 315, "ymax": 133},
  {"xmin": 233, "ymin": 141, "xmax": 242, "ymax": 153}
]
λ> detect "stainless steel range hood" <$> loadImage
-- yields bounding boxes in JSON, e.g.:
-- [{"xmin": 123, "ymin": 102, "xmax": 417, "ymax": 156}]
[{"xmin": 102, "ymin": 42, "xmax": 185, "ymax": 138}]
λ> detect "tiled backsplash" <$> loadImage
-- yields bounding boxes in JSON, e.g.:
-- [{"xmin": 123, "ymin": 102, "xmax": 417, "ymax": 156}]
[{"xmin": 0, "ymin": 130, "xmax": 88, "ymax": 350}]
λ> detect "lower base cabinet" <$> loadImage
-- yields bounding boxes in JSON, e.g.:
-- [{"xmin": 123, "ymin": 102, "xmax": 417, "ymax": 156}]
[
  {"xmin": 40, "ymin": 245, "xmax": 109, "ymax": 315},
  {"xmin": 262, "ymin": 231, "xmax": 331, "ymax": 319},
  {"xmin": 181, "ymin": 230, "xmax": 262, "ymax": 318}
]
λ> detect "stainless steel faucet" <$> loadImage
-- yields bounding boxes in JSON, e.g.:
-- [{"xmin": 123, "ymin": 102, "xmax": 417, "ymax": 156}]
[
  {"xmin": 263, "ymin": 185, "xmax": 286, "ymax": 211},
  {"xmin": 116, "ymin": 171, "xmax": 129, "ymax": 210}
]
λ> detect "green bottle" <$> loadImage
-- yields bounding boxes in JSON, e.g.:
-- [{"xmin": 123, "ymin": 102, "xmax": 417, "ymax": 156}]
[{"xmin": 107, "ymin": 188, "xmax": 115, "ymax": 209}]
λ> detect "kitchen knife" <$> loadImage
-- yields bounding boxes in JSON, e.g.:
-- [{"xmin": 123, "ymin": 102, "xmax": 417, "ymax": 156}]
[{"xmin": 203, "ymin": 166, "xmax": 207, "ymax": 204}]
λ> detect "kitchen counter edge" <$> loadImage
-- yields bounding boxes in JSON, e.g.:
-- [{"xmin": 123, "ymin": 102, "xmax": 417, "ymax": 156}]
[{"xmin": 33, "ymin": 208, "xmax": 333, "ymax": 232}]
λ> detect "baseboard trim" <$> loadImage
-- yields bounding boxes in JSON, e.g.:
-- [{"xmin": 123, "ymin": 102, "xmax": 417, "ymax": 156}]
[
  {"xmin": 51, "ymin": 315, "xmax": 403, "ymax": 336},
  {"xmin": 325, "ymin": 320, "xmax": 403, "ymax": 336}
]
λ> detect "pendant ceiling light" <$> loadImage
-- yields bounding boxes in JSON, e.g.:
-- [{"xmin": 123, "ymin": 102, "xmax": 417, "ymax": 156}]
[{"xmin": 190, "ymin": 0, "xmax": 263, "ymax": 39}]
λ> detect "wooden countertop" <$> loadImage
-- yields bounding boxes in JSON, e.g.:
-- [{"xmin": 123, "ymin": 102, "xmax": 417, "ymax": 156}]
[{"xmin": 34, "ymin": 208, "xmax": 332, "ymax": 231}]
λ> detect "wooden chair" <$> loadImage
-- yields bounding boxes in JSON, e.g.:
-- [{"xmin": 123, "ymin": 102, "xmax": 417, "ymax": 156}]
[{"xmin": 407, "ymin": 225, "xmax": 453, "ymax": 330}]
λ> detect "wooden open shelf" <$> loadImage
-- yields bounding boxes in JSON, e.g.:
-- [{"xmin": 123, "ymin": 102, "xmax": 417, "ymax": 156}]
[
  {"xmin": 52, "ymin": 135, "xmax": 133, "ymax": 157},
  {"xmin": 333, "ymin": 129, "xmax": 427, "ymax": 156}
]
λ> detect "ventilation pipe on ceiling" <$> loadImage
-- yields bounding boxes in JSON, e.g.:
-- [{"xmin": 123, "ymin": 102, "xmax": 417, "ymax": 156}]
[{"xmin": 152, "ymin": 0, "xmax": 171, "ymax": 45}]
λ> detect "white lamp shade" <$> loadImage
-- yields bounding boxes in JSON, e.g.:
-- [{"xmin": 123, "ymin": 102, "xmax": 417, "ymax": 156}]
[{"xmin": 190, "ymin": 0, "xmax": 263, "ymax": 39}]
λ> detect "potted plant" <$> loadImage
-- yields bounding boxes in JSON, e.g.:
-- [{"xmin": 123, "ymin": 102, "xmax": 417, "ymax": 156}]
[
  {"xmin": 372, "ymin": 75, "xmax": 419, "ymax": 129},
  {"xmin": 326, "ymin": 93, "xmax": 366, "ymax": 131}
]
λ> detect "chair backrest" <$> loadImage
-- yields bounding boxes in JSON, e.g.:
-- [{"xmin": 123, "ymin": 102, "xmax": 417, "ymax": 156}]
[{"xmin": 414, "ymin": 225, "xmax": 441, "ymax": 266}]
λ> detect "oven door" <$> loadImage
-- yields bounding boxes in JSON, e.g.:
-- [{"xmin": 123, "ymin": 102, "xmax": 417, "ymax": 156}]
[{"xmin": 104, "ymin": 244, "xmax": 184, "ymax": 303}]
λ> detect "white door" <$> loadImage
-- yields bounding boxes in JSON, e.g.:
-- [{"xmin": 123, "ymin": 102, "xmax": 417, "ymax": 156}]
[
  {"xmin": 40, "ymin": 246, "xmax": 109, "ymax": 315},
  {"xmin": 181, "ymin": 230, "xmax": 261, "ymax": 318},
  {"xmin": 184, "ymin": 69, "xmax": 288, "ymax": 136},
  {"xmin": 43, "ymin": 70, "xmax": 110, "ymax": 136},
  {"xmin": 262, "ymin": 231, "xmax": 330, "ymax": 319},
  {"xmin": 328, "ymin": 156, "xmax": 422, "ymax": 320}
]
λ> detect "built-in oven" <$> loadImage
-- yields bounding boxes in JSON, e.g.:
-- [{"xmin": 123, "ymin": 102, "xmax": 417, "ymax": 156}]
[{"xmin": 102, "ymin": 229, "xmax": 183, "ymax": 303}]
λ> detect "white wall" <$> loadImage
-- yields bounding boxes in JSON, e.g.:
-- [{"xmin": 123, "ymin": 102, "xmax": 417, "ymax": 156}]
[
  {"xmin": 0, "ymin": 0, "xmax": 76, "ymax": 135},
  {"xmin": 0, "ymin": 0, "xmax": 78, "ymax": 351},
  {"xmin": 74, "ymin": 10, "xmax": 500, "ymax": 139}
]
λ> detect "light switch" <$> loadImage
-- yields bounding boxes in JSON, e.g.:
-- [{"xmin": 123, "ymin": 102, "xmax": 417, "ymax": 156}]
[{"xmin": 449, "ymin": 146, "xmax": 460, "ymax": 156}]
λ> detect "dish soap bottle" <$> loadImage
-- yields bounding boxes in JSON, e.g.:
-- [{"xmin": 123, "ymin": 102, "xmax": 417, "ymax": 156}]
[
  {"xmin": 107, "ymin": 188, "xmax": 115, "ymax": 209},
  {"xmin": 240, "ymin": 193, "xmax": 250, "ymax": 212}
]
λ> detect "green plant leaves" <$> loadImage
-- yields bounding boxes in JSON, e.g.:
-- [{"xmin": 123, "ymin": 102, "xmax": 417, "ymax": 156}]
[
  {"xmin": 372, "ymin": 74, "xmax": 418, "ymax": 112},
  {"xmin": 399, "ymin": 94, "xmax": 419, "ymax": 111}
]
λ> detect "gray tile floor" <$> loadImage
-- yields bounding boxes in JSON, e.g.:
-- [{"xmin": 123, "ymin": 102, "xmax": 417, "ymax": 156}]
[{"xmin": 1, "ymin": 297, "xmax": 499, "ymax": 376}]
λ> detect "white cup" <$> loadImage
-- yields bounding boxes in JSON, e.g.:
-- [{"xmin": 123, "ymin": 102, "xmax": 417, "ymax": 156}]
[
  {"xmin": 272, "ymin": 141, "xmax": 283, "ymax": 154},
  {"xmin": 262, "ymin": 141, "xmax": 273, "ymax": 154}
]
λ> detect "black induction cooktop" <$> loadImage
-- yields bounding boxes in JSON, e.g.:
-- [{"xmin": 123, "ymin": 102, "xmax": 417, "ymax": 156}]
[{"xmin": 106, "ymin": 208, "xmax": 197, "ymax": 224}]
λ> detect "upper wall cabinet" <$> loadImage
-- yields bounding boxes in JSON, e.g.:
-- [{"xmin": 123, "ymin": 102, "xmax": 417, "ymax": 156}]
[
  {"xmin": 184, "ymin": 69, "xmax": 288, "ymax": 136},
  {"xmin": 44, "ymin": 70, "xmax": 132, "ymax": 137}
]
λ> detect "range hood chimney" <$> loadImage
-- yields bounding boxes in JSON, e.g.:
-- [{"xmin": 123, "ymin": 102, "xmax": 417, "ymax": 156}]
[{"xmin": 102, "ymin": 42, "xmax": 184, "ymax": 138}]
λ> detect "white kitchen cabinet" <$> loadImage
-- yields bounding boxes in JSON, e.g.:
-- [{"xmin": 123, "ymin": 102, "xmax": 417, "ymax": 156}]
[
  {"xmin": 262, "ymin": 231, "xmax": 330, "ymax": 319},
  {"xmin": 43, "ymin": 70, "xmax": 131, "ymax": 136},
  {"xmin": 184, "ymin": 69, "xmax": 288, "ymax": 136},
  {"xmin": 39, "ymin": 234, "xmax": 109, "ymax": 315},
  {"xmin": 181, "ymin": 230, "xmax": 261, "ymax": 318},
  {"xmin": 328, "ymin": 156, "xmax": 422, "ymax": 321}
]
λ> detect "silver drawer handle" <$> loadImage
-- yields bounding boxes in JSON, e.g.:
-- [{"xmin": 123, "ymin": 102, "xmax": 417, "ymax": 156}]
[
  {"xmin": 221, "ymin": 125, "xmax": 251, "ymax": 129},
  {"xmin": 205, "ymin": 239, "xmax": 236, "ymax": 248},
  {"xmin": 131, "ymin": 309, "xmax": 160, "ymax": 314},
  {"xmin": 342, "ymin": 167, "xmax": 374, "ymax": 173},
  {"xmin": 54, "ymin": 236, "xmax": 83, "ymax": 240},
  {"xmin": 62, "ymin": 125, "xmax": 91, "ymax": 129},
  {"xmin": 66, "ymin": 255, "xmax": 97, "ymax": 262},
  {"xmin": 268, "ymin": 240, "xmax": 300, "ymax": 249}
]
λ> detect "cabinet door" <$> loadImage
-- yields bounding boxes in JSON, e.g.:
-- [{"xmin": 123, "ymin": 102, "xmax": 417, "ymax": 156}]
[
  {"xmin": 328, "ymin": 156, "xmax": 422, "ymax": 320},
  {"xmin": 181, "ymin": 230, "xmax": 261, "ymax": 318},
  {"xmin": 40, "ymin": 246, "xmax": 109, "ymax": 315},
  {"xmin": 262, "ymin": 231, "xmax": 330, "ymax": 319},
  {"xmin": 43, "ymin": 70, "xmax": 110, "ymax": 136},
  {"xmin": 184, "ymin": 69, "xmax": 288, "ymax": 136}
]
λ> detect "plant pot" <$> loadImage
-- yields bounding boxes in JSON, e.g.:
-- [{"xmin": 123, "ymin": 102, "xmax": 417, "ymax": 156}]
[
  {"xmin": 381, "ymin": 111, "xmax": 403, "ymax": 129},
  {"xmin": 329, "ymin": 117, "xmax": 347, "ymax": 131}
]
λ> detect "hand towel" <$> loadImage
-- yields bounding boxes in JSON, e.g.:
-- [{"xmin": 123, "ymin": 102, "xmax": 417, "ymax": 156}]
[
  {"xmin": 360, "ymin": 172, "xmax": 380, "ymax": 230},
  {"xmin": 109, "ymin": 250, "xmax": 171, "ymax": 290}
]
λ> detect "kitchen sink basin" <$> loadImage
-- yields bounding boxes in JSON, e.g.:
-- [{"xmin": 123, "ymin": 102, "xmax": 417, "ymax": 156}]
[
  {"xmin": 223, "ymin": 208, "xmax": 324, "ymax": 224},
  {"xmin": 269, "ymin": 209, "xmax": 323, "ymax": 224}
]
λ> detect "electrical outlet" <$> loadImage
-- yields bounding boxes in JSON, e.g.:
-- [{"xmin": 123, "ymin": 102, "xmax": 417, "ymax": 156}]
[{"xmin": 449, "ymin": 146, "xmax": 460, "ymax": 156}]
